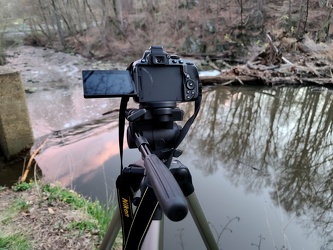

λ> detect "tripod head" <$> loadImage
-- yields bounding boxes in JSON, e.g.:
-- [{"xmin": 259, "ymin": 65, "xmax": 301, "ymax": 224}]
[
  {"xmin": 126, "ymin": 101, "xmax": 184, "ymax": 164},
  {"xmin": 123, "ymin": 101, "xmax": 189, "ymax": 221},
  {"xmin": 116, "ymin": 89, "xmax": 201, "ymax": 222}
]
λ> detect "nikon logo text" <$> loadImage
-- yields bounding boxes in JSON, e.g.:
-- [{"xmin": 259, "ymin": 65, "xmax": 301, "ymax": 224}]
[{"xmin": 122, "ymin": 198, "xmax": 130, "ymax": 217}]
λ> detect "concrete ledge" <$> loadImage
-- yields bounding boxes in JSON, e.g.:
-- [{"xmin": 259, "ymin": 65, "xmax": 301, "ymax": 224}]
[{"xmin": 0, "ymin": 68, "xmax": 34, "ymax": 160}]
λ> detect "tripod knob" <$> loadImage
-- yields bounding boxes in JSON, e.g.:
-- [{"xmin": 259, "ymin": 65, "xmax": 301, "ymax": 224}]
[
  {"xmin": 173, "ymin": 149, "xmax": 182, "ymax": 157},
  {"xmin": 127, "ymin": 109, "xmax": 146, "ymax": 121}
]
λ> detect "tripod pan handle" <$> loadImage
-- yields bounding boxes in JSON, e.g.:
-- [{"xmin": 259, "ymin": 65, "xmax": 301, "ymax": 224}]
[{"xmin": 144, "ymin": 154, "xmax": 188, "ymax": 221}]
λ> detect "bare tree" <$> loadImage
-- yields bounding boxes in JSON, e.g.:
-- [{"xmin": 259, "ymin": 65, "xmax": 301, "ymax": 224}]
[
  {"xmin": 0, "ymin": 0, "xmax": 11, "ymax": 64},
  {"xmin": 295, "ymin": 0, "xmax": 310, "ymax": 39},
  {"xmin": 236, "ymin": 0, "xmax": 244, "ymax": 29},
  {"xmin": 50, "ymin": 0, "xmax": 66, "ymax": 47},
  {"xmin": 254, "ymin": 0, "xmax": 265, "ymax": 30}
]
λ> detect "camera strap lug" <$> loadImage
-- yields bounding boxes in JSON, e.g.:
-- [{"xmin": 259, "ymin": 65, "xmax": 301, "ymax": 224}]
[{"xmin": 182, "ymin": 63, "xmax": 190, "ymax": 79}]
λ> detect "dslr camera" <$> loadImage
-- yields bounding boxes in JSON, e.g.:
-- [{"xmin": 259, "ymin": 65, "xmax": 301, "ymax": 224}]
[{"xmin": 82, "ymin": 46, "xmax": 200, "ymax": 103}]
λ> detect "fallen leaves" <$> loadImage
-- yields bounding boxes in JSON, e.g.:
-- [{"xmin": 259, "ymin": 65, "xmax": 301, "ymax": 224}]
[{"xmin": 48, "ymin": 207, "xmax": 55, "ymax": 214}]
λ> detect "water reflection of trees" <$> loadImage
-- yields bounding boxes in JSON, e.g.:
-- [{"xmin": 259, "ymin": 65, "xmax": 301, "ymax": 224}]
[{"xmin": 182, "ymin": 86, "xmax": 333, "ymax": 245}]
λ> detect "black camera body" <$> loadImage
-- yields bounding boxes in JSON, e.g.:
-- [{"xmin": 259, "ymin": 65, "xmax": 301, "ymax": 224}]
[
  {"xmin": 131, "ymin": 46, "xmax": 200, "ymax": 103},
  {"xmin": 82, "ymin": 46, "xmax": 200, "ymax": 103}
]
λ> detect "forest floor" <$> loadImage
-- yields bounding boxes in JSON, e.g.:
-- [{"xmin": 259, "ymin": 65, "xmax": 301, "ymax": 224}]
[
  {"xmin": 30, "ymin": 1, "xmax": 333, "ymax": 87},
  {"xmin": 3, "ymin": 1, "xmax": 333, "ymax": 87}
]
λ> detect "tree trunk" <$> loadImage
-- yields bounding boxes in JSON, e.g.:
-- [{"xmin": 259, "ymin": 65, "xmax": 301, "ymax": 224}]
[
  {"xmin": 51, "ymin": 0, "xmax": 66, "ymax": 48},
  {"xmin": 37, "ymin": 0, "xmax": 53, "ymax": 41}
]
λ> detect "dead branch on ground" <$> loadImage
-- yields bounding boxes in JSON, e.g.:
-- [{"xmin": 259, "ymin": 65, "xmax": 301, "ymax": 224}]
[{"xmin": 200, "ymin": 33, "xmax": 333, "ymax": 87}]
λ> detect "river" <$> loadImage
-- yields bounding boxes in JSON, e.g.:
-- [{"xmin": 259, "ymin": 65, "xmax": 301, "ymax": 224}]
[{"xmin": 4, "ymin": 46, "xmax": 333, "ymax": 249}]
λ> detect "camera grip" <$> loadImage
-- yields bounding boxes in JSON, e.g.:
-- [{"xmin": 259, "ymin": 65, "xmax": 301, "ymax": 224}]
[{"xmin": 144, "ymin": 154, "xmax": 188, "ymax": 222}]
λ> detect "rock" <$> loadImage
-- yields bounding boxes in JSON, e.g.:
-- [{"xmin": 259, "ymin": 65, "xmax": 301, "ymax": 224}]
[
  {"xmin": 25, "ymin": 87, "xmax": 38, "ymax": 93},
  {"xmin": 0, "ymin": 54, "xmax": 7, "ymax": 66}
]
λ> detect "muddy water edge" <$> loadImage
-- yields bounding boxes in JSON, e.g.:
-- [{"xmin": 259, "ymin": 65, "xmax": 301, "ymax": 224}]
[{"xmin": 1, "ymin": 45, "xmax": 129, "ymax": 185}]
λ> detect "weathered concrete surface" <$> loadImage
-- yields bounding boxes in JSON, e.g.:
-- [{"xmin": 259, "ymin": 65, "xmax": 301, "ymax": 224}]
[{"xmin": 0, "ymin": 68, "xmax": 33, "ymax": 160}]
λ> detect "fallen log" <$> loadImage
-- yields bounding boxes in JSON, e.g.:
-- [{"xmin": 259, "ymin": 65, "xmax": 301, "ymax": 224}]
[
  {"xmin": 269, "ymin": 77, "xmax": 333, "ymax": 86},
  {"xmin": 200, "ymin": 73, "xmax": 333, "ymax": 87},
  {"xmin": 200, "ymin": 74, "xmax": 262, "ymax": 85}
]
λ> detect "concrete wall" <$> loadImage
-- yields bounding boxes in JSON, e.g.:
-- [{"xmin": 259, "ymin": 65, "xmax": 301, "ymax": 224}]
[{"xmin": 0, "ymin": 68, "xmax": 33, "ymax": 160}]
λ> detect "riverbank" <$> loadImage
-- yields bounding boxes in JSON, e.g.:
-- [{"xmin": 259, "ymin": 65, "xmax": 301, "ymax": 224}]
[
  {"xmin": 0, "ymin": 181, "xmax": 121, "ymax": 250},
  {"xmin": 0, "ymin": 45, "xmax": 124, "ymax": 249}
]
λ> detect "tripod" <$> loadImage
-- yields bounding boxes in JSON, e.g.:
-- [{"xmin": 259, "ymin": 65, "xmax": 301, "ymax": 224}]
[{"xmin": 99, "ymin": 101, "xmax": 219, "ymax": 250}]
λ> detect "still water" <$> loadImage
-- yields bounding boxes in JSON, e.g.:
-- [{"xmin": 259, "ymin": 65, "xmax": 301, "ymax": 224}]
[{"xmin": 34, "ymin": 86, "xmax": 333, "ymax": 249}]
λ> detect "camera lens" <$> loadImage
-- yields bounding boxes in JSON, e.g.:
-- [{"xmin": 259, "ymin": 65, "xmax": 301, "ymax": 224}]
[{"xmin": 186, "ymin": 80, "xmax": 195, "ymax": 90}]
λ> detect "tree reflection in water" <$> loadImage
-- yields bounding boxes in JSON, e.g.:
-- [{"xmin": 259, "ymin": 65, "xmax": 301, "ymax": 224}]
[{"xmin": 181, "ymin": 86, "xmax": 333, "ymax": 247}]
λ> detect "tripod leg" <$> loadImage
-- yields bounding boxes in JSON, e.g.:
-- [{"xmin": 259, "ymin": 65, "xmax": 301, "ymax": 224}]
[
  {"xmin": 141, "ymin": 218, "xmax": 164, "ymax": 250},
  {"xmin": 187, "ymin": 192, "xmax": 219, "ymax": 250},
  {"xmin": 99, "ymin": 207, "xmax": 121, "ymax": 250},
  {"xmin": 171, "ymin": 162, "xmax": 219, "ymax": 249}
]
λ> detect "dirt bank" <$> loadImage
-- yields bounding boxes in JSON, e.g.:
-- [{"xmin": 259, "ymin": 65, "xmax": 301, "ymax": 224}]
[{"xmin": 0, "ymin": 182, "xmax": 121, "ymax": 250}]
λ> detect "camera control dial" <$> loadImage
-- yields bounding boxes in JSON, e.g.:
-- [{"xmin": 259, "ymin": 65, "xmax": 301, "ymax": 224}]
[{"xmin": 186, "ymin": 79, "xmax": 195, "ymax": 90}]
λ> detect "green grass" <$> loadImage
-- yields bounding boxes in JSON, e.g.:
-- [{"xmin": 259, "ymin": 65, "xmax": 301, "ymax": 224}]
[
  {"xmin": 0, "ymin": 197, "xmax": 36, "ymax": 248},
  {"xmin": 1, "ymin": 195, "xmax": 30, "ymax": 226},
  {"xmin": 0, "ymin": 232, "xmax": 32, "ymax": 250},
  {"xmin": 12, "ymin": 197, "xmax": 30, "ymax": 212},
  {"xmin": 1, "ymin": 197, "xmax": 31, "ymax": 229},
  {"xmin": 12, "ymin": 182, "xmax": 34, "ymax": 192},
  {"xmin": 0, "ymin": 182, "xmax": 120, "ymax": 249},
  {"xmin": 42, "ymin": 183, "xmax": 116, "ymax": 236},
  {"xmin": 67, "ymin": 220, "xmax": 99, "ymax": 232}
]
